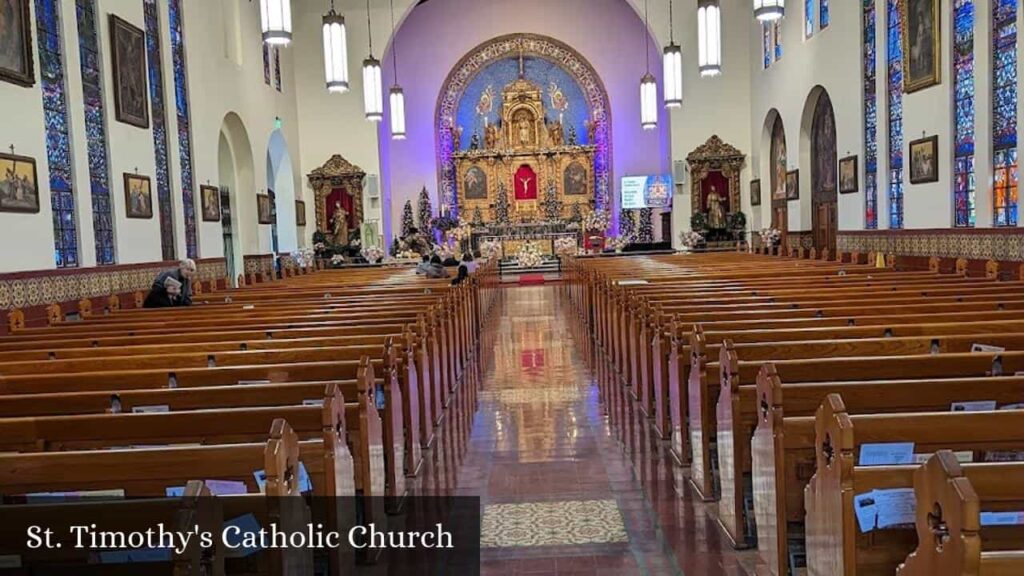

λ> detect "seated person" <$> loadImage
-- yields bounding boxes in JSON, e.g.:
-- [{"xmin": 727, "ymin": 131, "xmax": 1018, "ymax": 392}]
[
  {"xmin": 143, "ymin": 258, "xmax": 196, "ymax": 308},
  {"xmin": 415, "ymin": 254, "xmax": 431, "ymax": 275},
  {"xmin": 425, "ymin": 255, "xmax": 449, "ymax": 279},
  {"xmin": 451, "ymin": 264, "xmax": 469, "ymax": 286},
  {"xmin": 442, "ymin": 255, "xmax": 460, "ymax": 267},
  {"xmin": 461, "ymin": 252, "xmax": 477, "ymax": 275}
]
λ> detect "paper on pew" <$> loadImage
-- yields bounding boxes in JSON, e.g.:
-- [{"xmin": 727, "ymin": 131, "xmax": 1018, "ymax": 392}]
[
  {"xmin": 853, "ymin": 489, "xmax": 916, "ymax": 533},
  {"xmin": 131, "ymin": 405, "xmax": 170, "ymax": 413},
  {"xmin": 253, "ymin": 462, "xmax": 312, "ymax": 493},
  {"xmin": 951, "ymin": 401, "xmax": 997, "ymax": 412},
  {"xmin": 204, "ymin": 480, "xmax": 248, "ymax": 495},
  {"xmin": 615, "ymin": 280, "xmax": 649, "ymax": 286},
  {"xmin": 224, "ymin": 514, "xmax": 263, "ymax": 558},
  {"xmin": 302, "ymin": 399, "xmax": 324, "ymax": 407},
  {"xmin": 972, "ymin": 343, "xmax": 1006, "ymax": 353},
  {"xmin": 165, "ymin": 486, "xmax": 185, "ymax": 497},
  {"xmin": 981, "ymin": 511, "xmax": 1024, "ymax": 526},
  {"xmin": 914, "ymin": 450, "xmax": 974, "ymax": 464},
  {"xmin": 853, "ymin": 492, "xmax": 878, "ymax": 533},
  {"xmin": 859, "ymin": 442, "xmax": 915, "ymax": 466},
  {"xmin": 25, "ymin": 489, "xmax": 126, "ymax": 502},
  {"xmin": 238, "ymin": 380, "xmax": 272, "ymax": 386}
]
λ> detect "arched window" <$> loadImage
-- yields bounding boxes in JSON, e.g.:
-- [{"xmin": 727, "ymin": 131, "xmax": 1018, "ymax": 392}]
[
  {"xmin": 821, "ymin": 0, "xmax": 830, "ymax": 29},
  {"xmin": 992, "ymin": 0, "xmax": 1018, "ymax": 227},
  {"xmin": 886, "ymin": 0, "xmax": 904, "ymax": 229},
  {"xmin": 805, "ymin": 0, "xmax": 814, "ymax": 38},
  {"xmin": 863, "ymin": 0, "xmax": 878, "ymax": 228},
  {"xmin": 953, "ymin": 0, "xmax": 976, "ymax": 227}
]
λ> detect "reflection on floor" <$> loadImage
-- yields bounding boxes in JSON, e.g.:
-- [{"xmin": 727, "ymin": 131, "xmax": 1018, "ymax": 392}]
[{"xmin": 409, "ymin": 286, "xmax": 763, "ymax": 575}]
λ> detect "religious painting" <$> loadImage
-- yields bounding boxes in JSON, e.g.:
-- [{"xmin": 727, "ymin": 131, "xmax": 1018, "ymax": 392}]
[
  {"xmin": 514, "ymin": 164, "xmax": 538, "ymax": 200},
  {"xmin": 786, "ymin": 170, "xmax": 800, "ymax": 200},
  {"xmin": 770, "ymin": 116, "xmax": 787, "ymax": 200},
  {"xmin": 0, "ymin": 152, "xmax": 38, "ymax": 213},
  {"xmin": 563, "ymin": 161, "xmax": 587, "ymax": 196},
  {"xmin": 200, "ymin": 185, "xmax": 221, "ymax": 222},
  {"xmin": 0, "ymin": 0, "xmax": 33, "ymax": 87},
  {"xmin": 110, "ymin": 15, "xmax": 149, "ymax": 129},
  {"xmin": 901, "ymin": 0, "xmax": 940, "ymax": 93},
  {"xmin": 464, "ymin": 166, "xmax": 488, "ymax": 199},
  {"xmin": 257, "ymin": 193, "xmax": 273, "ymax": 224},
  {"xmin": 909, "ymin": 135, "xmax": 939, "ymax": 184},
  {"xmin": 750, "ymin": 179, "xmax": 761, "ymax": 206},
  {"xmin": 839, "ymin": 156, "xmax": 859, "ymax": 194},
  {"xmin": 123, "ymin": 173, "xmax": 152, "ymax": 219},
  {"xmin": 811, "ymin": 92, "xmax": 837, "ymax": 195},
  {"xmin": 296, "ymin": 200, "xmax": 306, "ymax": 226}
]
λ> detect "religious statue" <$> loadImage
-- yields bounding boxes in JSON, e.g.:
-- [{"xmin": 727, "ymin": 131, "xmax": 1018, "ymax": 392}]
[
  {"xmin": 584, "ymin": 119, "xmax": 596, "ymax": 145},
  {"xmin": 706, "ymin": 186, "xmax": 727, "ymax": 230},
  {"xmin": 517, "ymin": 117, "xmax": 532, "ymax": 147},
  {"xmin": 484, "ymin": 122, "xmax": 500, "ymax": 150},
  {"xmin": 331, "ymin": 201, "xmax": 350, "ymax": 245},
  {"xmin": 470, "ymin": 133, "xmax": 481, "ymax": 150},
  {"xmin": 547, "ymin": 120, "xmax": 564, "ymax": 147}
]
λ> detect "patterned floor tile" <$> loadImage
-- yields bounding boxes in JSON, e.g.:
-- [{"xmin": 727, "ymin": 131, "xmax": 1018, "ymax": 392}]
[{"xmin": 481, "ymin": 499, "xmax": 629, "ymax": 548}]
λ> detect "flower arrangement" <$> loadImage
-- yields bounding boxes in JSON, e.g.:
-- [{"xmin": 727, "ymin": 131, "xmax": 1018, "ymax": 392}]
[
  {"xmin": 395, "ymin": 249, "xmax": 420, "ymax": 261},
  {"xmin": 293, "ymin": 247, "xmax": 316, "ymax": 268},
  {"xmin": 516, "ymin": 242, "xmax": 544, "ymax": 268},
  {"xmin": 361, "ymin": 245, "xmax": 384, "ymax": 264},
  {"xmin": 554, "ymin": 236, "xmax": 578, "ymax": 257},
  {"xmin": 450, "ymin": 219, "xmax": 473, "ymax": 242},
  {"xmin": 330, "ymin": 254, "xmax": 345, "ymax": 267},
  {"xmin": 607, "ymin": 234, "xmax": 631, "ymax": 252},
  {"xmin": 679, "ymin": 230, "xmax": 704, "ymax": 249},
  {"xmin": 759, "ymin": 228, "xmax": 782, "ymax": 246},
  {"xmin": 433, "ymin": 238, "xmax": 456, "ymax": 261},
  {"xmin": 582, "ymin": 209, "xmax": 610, "ymax": 233},
  {"xmin": 480, "ymin": 240, "xmax": 502, "ymax": 261}
]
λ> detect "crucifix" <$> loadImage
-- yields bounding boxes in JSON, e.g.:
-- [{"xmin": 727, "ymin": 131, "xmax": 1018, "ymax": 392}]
[{"xmin": 8, "ymin": 145, "xmax": 14, "ymax": 155}]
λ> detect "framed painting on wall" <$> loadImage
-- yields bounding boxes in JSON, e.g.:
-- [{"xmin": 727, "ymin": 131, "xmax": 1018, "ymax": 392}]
[
  {"xmin": 0, "ymin": 0, "xmax": 34, "ymax": 87},
  {"xmin": 257, "ymin": 193, "xmax": 273, "ymax": 224},
  {"xmin": 0, "ymin": 152, "xmax": 39, "ymax": 212},
  {"xmin": 200, "ymin": 185, "xmax": 221, "ymax": 221},
  {"xmin": 901, "ymin": 0, "xmax": 940, "ymax": 93},
  {"xmin": 296, "ymin": 200, "xmax": 306, "ymax": 226},
  {"xmin": 786, "ymin": 170, "xmax": 799, "ymax": 200},
  {"xmin": 839, "ymin": 156, "xmax": 859, "ymax": 193},
  {"xmin": 750, "ymin": 179, "xmax": 761, "ymax": 206},
  {"xmin": 110, "ymin": 14, "xmax": 149, "ymax": 128},
  {"xmin": 909, "ymin": 135, "xmax": 939, "ymax": 184},
  {"xmin": 124, "ymin": 173, "xmax": 152, "ymax": 219}
]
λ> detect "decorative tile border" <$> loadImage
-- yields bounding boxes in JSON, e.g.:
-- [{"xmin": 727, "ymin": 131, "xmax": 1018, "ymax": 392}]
[
  {"xmin": 0, "ymin": 258, "xmax": 226, "ymax": 310},
  {"xmin": 243, "ymin": 254, "xmax": 275, "ymax": 278},
  {"xmin": 480, "ymin": 499, "xmax": 628, "ymax": 548},
  {"xmin": 838, "ymin": 229, "xmax": 1024, "ymax": 261}
]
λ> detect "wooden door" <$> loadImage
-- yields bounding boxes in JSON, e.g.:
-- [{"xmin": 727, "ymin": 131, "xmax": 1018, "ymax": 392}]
[{"xmin": 813, "ymin": 201, "xmax": 837, "ymax": 257}]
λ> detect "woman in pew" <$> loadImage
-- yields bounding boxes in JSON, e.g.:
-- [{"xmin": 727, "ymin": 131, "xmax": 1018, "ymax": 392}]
[
  {"xmin": 425, "ymin": 255, "xmax": 449, "ymax": 279},
  {"xmin": 144, "ymin": 259, "xmax": 197, "ymax": 308},
  {"xmin": 451, "ymin": 264, "xmax": 469, "ymax": 286}
]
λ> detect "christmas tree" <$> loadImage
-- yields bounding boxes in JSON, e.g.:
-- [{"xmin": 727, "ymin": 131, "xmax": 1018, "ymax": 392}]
[
  {"xmin": 618, "ymin": 208, "xmax": 636, "ymax": 240},
  {"xmin": 637, "ymin": 207, "xmax": 654, "ymax": 243},
  {"xmin": 569, "ymin": 202, "xmax": 583, "ymax": 223},
  {"xmin": 540, "ymin": 179, "xmax": 563, "ymax": 221},
  {"xmin": 417, "ymin": 187, "xmax": 433, "ymax": 230},
  {"xmin": 400, "ymin": 200, "xmax": 415, "ymax": 237},
  {"xmin": 471, "ymin": 206, "xmax": 485, "ymax": 227},
  {"xmin": 492, "ymin": 183, "xmax": 511, "ymax": 224}
]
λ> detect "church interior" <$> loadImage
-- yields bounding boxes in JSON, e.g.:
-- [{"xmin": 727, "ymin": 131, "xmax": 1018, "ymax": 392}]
[{"xmin": 0, "ymin": 0, "xmax": 1023, "ymax": 574}]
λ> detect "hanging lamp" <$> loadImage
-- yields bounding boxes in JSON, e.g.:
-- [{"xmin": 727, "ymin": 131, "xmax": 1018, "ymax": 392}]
[
  {"xmin": 362, "ymin": 0, "xmax": 383, "ymax": 122},
  {"xmin": 640, "ymin": 0, "xmax": 657, "ymax": 129},
  {"xmin": 663, "ymin": 0, "xmax": 682, "ymax": 107},
  {"xmin": 698, "ymin": 0, "xmax": 722, "ymax": 76},
  {"xmin": 754, "ymin": 0, "xmax": 785, "ymax": 21},
  {"xmin": 322, "ymin": 0, "xmax": 348, "ymax": 93},
  {"xmin": 260, "ymin": 0, "xmax": 292, "ymax": 45},
  {"xmin": 388, "ymin": 0, "xmax": 405, "ymax": 139}
]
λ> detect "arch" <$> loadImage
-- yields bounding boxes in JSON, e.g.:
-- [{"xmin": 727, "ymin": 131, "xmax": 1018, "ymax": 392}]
[
  {"xmin": 267, "ymin": 129, "xmax": 298, "ymax": 254},
  {"xmin": 763, "ymin": 109, "xmax": 789, "ymax": 245},
  {"xmin": 216, "ymin": 112, "xmax": 255, "ymax": 284},
  {"xmin": 434, "ymin": 34, "xmax": 614, "ymax": 214},
  {"xmin": 803, "ymin": 87, "xmax": 838, "ymax": 256}
]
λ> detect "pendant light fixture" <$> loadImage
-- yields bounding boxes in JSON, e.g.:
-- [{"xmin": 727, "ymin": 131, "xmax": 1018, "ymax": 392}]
[
  {"xmin": 753, "ymin": 0, "xmax": 785, "ymax": 21},
  {"xmin": 388, "ymin": 0, "xmax": 406, "ymax": 139},
  {"xmin": 640, "ymin": 0, "xmax": 657, "ymax": 129},
  {"xmin": 362, "ymin": 0, "xmax": 383, "ymax": 122},
  {"xmin": 698, "ymin": 0, "xmax": 722, "ymax": 76},
  {"xmin": 322, "ymin": 0, "xmax": 348, "ymax": 93},
  {"xmin": 662, "ymin": 0, "xmax": 682, "ymax": 107},
  {"xmin": 260, "ymin": 0, "xmax": 292, "ymax": 45}
]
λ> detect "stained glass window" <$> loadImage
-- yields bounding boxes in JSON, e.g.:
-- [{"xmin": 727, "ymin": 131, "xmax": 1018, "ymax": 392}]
[
  {"xmin": 953, "ymin": 0, "xmax": 976, "ymax": 227},
  {"xmin": 169, "ymin": 0, "xmax": 198, "ymax": 257},
  {"xmin": 993, "ymin": 0, "xmax": 1018, "ymax": 227},
  {"xmin": 805, "ymin": 0, "xmax": 814, "ymax": 38},
  {"xmin": 863, "ymin": 0, "xmax": 878, "ymax": 228},
  {"xmin": 821, "ymin": 0, "xmax": 830, "ymax": 30},
  {"xmin": 774, "ymin": 20, "xmax": 783, "ymax": 61},
  {"xmin": 274, "ymin": 47, "xmax": 282, "ymax": 92},
  {"xmin": 36, "ymin": 0, "xmax": 78, "ymax": 268},
  {"xmin": 145, "ymin": 0, "xmax": 176, "ymax": 260},
  {"xmin": 886, "ymin": 0, "xmax": 904, "ymax": 229},
  {"xmin": 263, "ymin": 43, "xmax": 271, "ymax": 85},
  {"xmin": 763, "ymin": 22, "xmax": 771, "ymax": 69}
]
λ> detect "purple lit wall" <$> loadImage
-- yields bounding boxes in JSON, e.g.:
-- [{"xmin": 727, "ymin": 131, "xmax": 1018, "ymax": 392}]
[{"xmin": 378, "ymin": 0, "xmax": 670, "ymax": 241}]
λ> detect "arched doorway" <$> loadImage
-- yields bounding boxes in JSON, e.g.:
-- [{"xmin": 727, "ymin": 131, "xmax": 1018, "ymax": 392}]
[
  {"xmin": 810, "ymin": 90, "xmax": 838, "ymax": 256},
  {"xmin": 217, "ymin": 112, "xmax": 255, "ymax": 286},
  {"xmin": 267, "ymin": 129, "xmax": 297, "ymax": 254},
  {"xmin": 768, "ymin": 114, "xmax": 788, "ymax": 246}
]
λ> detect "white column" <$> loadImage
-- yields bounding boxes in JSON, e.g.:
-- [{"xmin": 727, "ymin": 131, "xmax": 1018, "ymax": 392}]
[{"xmin": 974, "ymin": 0, "xmax": 994, "ymax": 227}]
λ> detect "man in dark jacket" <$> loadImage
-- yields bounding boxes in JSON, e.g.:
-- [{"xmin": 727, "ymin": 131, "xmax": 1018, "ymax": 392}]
[{"xmin": 143, "ymin": 259, "xmax": 196, "ymax": 308}]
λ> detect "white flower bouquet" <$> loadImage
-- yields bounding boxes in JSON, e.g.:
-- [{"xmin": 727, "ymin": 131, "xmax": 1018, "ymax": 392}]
[
  {"xmin": 679, "ymin": 230, "xmax": 704, "ymax": 249},
  {"xmin": 554, "ymin": 236, "xmax": 578, "ymax": 257},
  {"xmin": 759, "ymin": 228, "xmax": 782, "ymax": 246},
  {"xmin": 361, "ymin": 245, "xmax": 384, "ymax": 264},
  {"xmin": 516, "ymin": 242, "xmax": 544, "ymax": 268},
  {"xmin": 582, "ymin": 209, "xmax": 610, "ymax": 233},
  {"xmin": 480, "ymin": 240, "xmax": 502, "ymax": 261}
]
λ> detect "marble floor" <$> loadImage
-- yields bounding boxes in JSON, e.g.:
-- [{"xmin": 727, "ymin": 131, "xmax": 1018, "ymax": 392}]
[{"xmin": 409, "ymin": 285, "xmax": 763, "ymax": 576}]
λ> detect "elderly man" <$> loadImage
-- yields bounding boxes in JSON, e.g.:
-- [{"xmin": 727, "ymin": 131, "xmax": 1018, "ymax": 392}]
[{"xmin": 143, "ymin": 258, "xmax": 197, "ymax": 308}]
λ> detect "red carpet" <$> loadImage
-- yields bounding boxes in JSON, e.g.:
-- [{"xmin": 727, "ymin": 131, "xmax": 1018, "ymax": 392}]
[{"xmin": 518, "ymin": 273, "xmax": 546, "ymax": 285}]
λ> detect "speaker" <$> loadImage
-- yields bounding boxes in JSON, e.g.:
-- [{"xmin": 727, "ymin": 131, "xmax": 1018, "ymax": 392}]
[
  {"xmin": 673, "ymin": 160, "xmax": 688, "ymax": 191},
  {"xmin": 364, "ymin": 174, "xmax": 380, "ymax": 199}
]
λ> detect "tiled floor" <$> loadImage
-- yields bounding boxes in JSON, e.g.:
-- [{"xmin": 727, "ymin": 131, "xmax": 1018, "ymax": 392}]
[{"xmin": 411, "ymin": 286, "xmax": 764, "ymax": 575}]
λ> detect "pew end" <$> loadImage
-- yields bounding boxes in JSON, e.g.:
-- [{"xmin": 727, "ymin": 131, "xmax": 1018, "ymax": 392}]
[
  {"xmin": 752, "ymin": 363, "xmax": 791, "ymax": 576},
  {"xmin": 688, "ymin": 324, "xmax": 714, "ymax": 500},
  {"xmin": 716, "ymin": 338, "xmax": 754, "ymax": 548}
]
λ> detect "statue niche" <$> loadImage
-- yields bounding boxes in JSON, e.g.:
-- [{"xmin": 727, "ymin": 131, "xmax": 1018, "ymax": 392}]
[
  {"xmin": 308, "ymin": 155, "xmax": 365, "ymax": 246},
  {"xmin": 686, "ymin": 135, "xmax": 745, "ymax": 243}
]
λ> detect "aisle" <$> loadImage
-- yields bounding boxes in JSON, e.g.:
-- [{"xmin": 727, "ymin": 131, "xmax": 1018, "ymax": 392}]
[{"xmin": 444, "ymin": 286, "xmax": 760, "ymax": 576}]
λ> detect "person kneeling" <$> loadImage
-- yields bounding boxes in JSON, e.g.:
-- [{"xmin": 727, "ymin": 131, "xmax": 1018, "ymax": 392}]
[{"xmin": 144, "ymin": 258, "xmax": 196, "ymax": 308}]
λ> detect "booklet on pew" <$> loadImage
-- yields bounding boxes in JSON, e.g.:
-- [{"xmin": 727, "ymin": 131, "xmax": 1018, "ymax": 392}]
[
  {"xmin": 972, "ymin": 343, "xmax": 1006, "ymax": 353},
  {"xmin": 859, "ymin": 442, "xmax": 915, "ymax": 466},
  {"xmin": 131, "ymin": 405, "xmax": 170, "ymax": 413},
  {"xmin": 853, "ymin": 488, "xmax": 915, "ymax": 533},
  {"xmin": 981, "ymin": 511, "xmax": 1024, "ymax": 526},
  {"xmin": 951, "ymin": 400, "xmax": 997, "ymax": 412}
]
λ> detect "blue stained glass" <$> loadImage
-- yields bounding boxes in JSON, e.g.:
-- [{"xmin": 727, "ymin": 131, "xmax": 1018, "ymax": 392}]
[
  {"xmin": 806, "ymin": 0, "xmax": 814, "ymax": 38},
  {"xmin": 169, "ymin": 0, "xmax": 198, "ymax": 257},
  {"xmin": 145, "ymin": 0, "xmax": 175, "ymax": 260},
  {"xmin": 993, "ymin": 0, "xmax": 1018, "ymax": 227},
  {"xmin": 763, "ymin": 23, "xmax": 771, "ymax": 69},
  {"xmin": 263, "ymin": 43, "xmax": 271, "ymax": 85},
  {"xmin": 863, "ymin": 0, "xmax": 878, "ymax": 228},
  {"xmin": 953, "ymin": 0, "xmax": 975, "ymax": 227},
  {"xmin": 821, "ymin": 0, "xmax": 830, "ymax": 29},
  {"xmin": 774, "ymin": 21, "xmax": 783, "ymax": 61},
  {"xmin": 886, "ymin": 0, "xmax": 903, "ymax": 229},
  {"xmin": 76, "ymin": 0, "xmax": 115, "ymax": 264},
  {"xmin": 36, "ymin": 0, "xmax": 78, "ymax": 267},
  {"xmin": 274, "ymin": 47, "xmax": 282, "ymax": 92}
]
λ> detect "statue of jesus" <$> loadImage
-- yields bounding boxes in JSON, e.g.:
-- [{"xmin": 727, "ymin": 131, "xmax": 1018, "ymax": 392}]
[
  {"xmin": 706, "ymin": 186, "xmax": 726, "ymax": 230},
  {"xmin": 331, "ymin": 201, "xmax": 350, "ymax": 246},
  {"xmin": 518, "ymin": 119, "xmax": 531, "ymax": 146}
]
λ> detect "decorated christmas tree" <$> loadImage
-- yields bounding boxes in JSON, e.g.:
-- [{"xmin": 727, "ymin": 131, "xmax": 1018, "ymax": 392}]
[
  {"xmin": 400, "ymin": 200, "xmax": 415, "ymax": 237},
  {"xmin": 417, "ymin": 187, "xmax": 433, "ymax": 230},
  {"xmin": 471, "ymin": 206, "xmax": 485, "ymax": 227},
  {"xmin": 492, "ymin": 183, "xmax": 511, "ymax": 224},
  {"xmin": 540, "ymin": 179, "xmax": 563, "ymax": 221},
  {"xmin": 637, "ymin": 207, "xmax": 654, "ymax": 243},
  {"xmin": 569, "ymin": 202, "xmax": 583, "ymax": 223},
  {"xmin": 618, "ymin": 208, "xmax": 636, "ymax": 240}
]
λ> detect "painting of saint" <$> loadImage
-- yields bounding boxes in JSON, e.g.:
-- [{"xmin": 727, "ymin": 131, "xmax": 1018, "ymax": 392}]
[
  {"xmin": 750, "ymin": 179, "xmax": 761, "ymax": 206},
  {"xmin": 0, "ymin": 152, "xmax": 38, "ymax": 213},
  {"xmin": 110, "ymin": 15, "xmax": 149, "ymax": 128},
  {"xmin": 0, "ymin": 0, "xmax": 32, "ymax": 87},
  {"xmin": 124, "ymin": 173, "xmax": 152, "ymax": 219},
  {"xmin": 200, "ymin": 185, "xmax": 221, "ymax": 222},
  {"xmin": 839, "ymin": 156, "xmax": 858, "ymax": 194},
  {"xmin": 563, "ymin": 162, "xmax": 587, "ymax": 196},
  {"xmin": 258, "ymin": 194, "xmax": 274, "ymax": 225},
  {"xmin": 903, "ymin": 0, "xmax": 940, "ymax": 92},
  {"xmin": 770, "ymin": 116, "xmax": 787, "ymax": 200},
  {"xmin": 811, "ymin": 92, "xmax": 837, "ymax": 195},
  {"xmin": 909, "ymin": 135, "xmax": 939, "ymax": 184},
  {"xmin": 786, "ymin": 170, "xmax": 800, "ymax": 201},
  {"xmin": 464, "ymin": 166, "xmax": 488, "ymax": 199}
]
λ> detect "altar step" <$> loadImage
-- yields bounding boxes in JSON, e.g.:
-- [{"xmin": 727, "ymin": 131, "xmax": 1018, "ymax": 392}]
[{"xmin": 498, "ymin": 257, "xmax": 562, "ymax": 283}]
